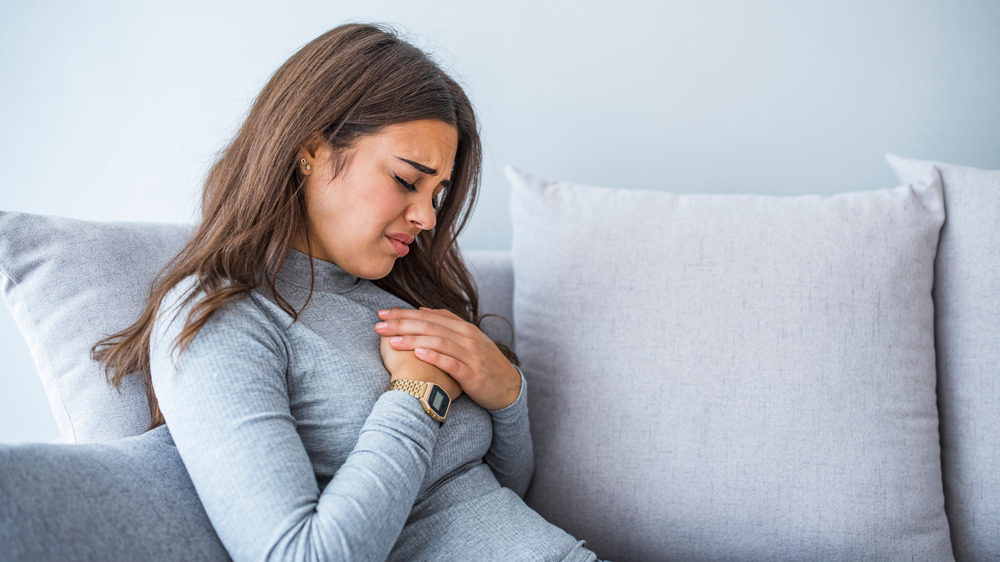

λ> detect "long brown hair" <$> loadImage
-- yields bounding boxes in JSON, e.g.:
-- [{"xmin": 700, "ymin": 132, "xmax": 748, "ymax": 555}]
[{"xmin": 93, "ymin": 23, "xmax": 503, "ymax": 428}]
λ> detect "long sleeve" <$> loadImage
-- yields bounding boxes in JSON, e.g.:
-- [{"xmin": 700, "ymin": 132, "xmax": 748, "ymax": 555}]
[
  {"xmin": 484, "ymin": 367, "xmax": 534, "ymax": 497},
  {"xmin": 150, "ymin": 285, "xmax": 438, "ymax": 562}
]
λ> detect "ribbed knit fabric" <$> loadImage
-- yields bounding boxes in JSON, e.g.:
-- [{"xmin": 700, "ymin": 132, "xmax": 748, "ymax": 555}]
[{"xmin": 150, "ymin": 250, "xmax": 595, "ymax": 562}]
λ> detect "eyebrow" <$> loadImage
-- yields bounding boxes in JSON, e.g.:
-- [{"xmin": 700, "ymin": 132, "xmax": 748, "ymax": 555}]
[{"xmin": 397, "ymin": 157, "xmax": 452, "ymax": 188}]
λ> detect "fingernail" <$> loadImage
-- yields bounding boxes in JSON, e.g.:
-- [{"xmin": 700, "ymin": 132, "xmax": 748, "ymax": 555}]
[
  {"xmin": 378, "ymin": 310, "xmax": 389, "ymax": 317},
  {"xmin": 375, "ymin": 322, "xmax": 388, "ymax": 330},
  {"xmin": 390, "ymin": 336, "xmax": 403, "ymax": 344},
  {"xmin": 415, "ymin": 347, "xmax": 428, "ymax": 356}
]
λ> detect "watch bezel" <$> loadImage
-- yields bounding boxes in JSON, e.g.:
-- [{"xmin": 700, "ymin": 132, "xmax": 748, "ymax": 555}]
[{"xmin": 423, "ymin": 384, "xmax": 451, "ymax": 421}]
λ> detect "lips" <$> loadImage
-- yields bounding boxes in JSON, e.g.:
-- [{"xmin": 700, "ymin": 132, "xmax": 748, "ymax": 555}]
[{"xmin": 386, "ymin": 233, "xmax": 415, "ymax": 257}]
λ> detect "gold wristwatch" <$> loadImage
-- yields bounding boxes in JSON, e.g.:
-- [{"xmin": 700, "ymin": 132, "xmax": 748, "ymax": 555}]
[{"xmin": 385, "ymin": 379, "xmax": 452, "ymax": 423}]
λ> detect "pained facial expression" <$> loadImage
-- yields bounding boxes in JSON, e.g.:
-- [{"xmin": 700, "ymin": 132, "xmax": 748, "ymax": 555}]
[{"xmin": 295, "ymin": 119, "xmax": 459, "ymax": 279}]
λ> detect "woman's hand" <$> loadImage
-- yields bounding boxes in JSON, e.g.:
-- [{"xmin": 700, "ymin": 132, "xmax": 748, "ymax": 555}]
[
  {"xmin": 379, "ymin": 336, "xmax": 462, "ymax": 401},
  {"xmin": 375, "ymin": 308, "xmax": 521, "ymax": 411}
]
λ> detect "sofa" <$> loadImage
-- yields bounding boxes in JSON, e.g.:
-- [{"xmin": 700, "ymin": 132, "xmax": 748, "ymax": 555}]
[{"xmin": 0, "ymin": 154, "xmax": 997, "ymax": 561}]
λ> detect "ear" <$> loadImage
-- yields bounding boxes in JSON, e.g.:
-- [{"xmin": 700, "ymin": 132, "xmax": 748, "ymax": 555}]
[{"xmin": 298, "ymin": 132, "xmax": 325, "ymax": 160}]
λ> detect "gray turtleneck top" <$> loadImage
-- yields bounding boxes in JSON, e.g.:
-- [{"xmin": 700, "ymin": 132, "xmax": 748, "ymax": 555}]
[{"xmin": 150, "ymin": 250, "xmax": 595, "ymax": 562}]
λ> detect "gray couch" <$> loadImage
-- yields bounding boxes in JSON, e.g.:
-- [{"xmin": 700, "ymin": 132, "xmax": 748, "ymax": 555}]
[{"xmin": 1, "ymin": 155, "xmax": 997, "ymax": 561}]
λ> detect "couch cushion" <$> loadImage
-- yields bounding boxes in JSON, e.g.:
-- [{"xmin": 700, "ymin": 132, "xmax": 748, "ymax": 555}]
[
  {"xmin": 463, "ymin": 250, "xmax": 516, "ymax": 352},
  {"xmin": 0, "ymin": 211, "xmax": 190, "ymax": 442},
  {"xmin": 888, "ymin": 154, "xmax": 1000, "ymax": 561},
  {"xmin": 507, "ymin": 166, "xmax": 952, "ymax": 560},
  {"xmin": 0, "ymin": 425, "xmax": 230, "ymax": 561}
]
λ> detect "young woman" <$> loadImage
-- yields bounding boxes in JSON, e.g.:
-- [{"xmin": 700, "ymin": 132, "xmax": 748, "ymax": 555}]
[{"xmin": 93, "ymin": 24, "xmax": 601, "ymax": 561}]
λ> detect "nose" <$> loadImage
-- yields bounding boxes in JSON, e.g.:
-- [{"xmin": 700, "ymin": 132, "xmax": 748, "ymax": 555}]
[{"xmin": 406, "ymin": 193, "xmax": 437, "ymax": 231}]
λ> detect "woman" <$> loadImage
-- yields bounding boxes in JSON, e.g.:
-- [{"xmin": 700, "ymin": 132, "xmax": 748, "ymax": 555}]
[{"xmin": 93, "ymin": 24, "xmax": 600, "ymax": 561}]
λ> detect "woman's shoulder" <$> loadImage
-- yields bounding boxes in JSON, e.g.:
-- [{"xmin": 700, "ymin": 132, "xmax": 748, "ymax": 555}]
[{"xmin": 155, "ymin": 276, "xmax": 291, "ymax": 346}]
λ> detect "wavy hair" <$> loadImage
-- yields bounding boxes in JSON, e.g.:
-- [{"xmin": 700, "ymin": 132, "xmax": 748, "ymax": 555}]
[{"xmin": 92, "ymin": 24, "xmax": 508, "ymax": 428}]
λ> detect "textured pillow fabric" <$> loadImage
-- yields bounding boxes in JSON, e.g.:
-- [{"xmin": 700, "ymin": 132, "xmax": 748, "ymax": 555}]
[
  {"xmin": 887, "ymin": 154, "xmax": 1000, "ymax": 561},
  {"xmin": 507, "ymin": 167, "xmax": 952, "ymax": 560},
  {"xmin": 0, "ymin": 211, "xmax": 190, "ymax": 443},
  {"xmin": 0, "ymin": 425, "xmax": 230, "ymax": 561}
]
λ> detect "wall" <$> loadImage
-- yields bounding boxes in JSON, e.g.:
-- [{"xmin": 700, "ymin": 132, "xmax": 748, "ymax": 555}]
[{"xmin": 2, "ymin": 0, "xmax": 998, "ymax": 443}]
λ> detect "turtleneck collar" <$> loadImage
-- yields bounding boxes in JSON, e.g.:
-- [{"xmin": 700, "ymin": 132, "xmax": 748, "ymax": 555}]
[{"xmin": 276, "ymin": 249, "xmax": 366, "ymax": 294}]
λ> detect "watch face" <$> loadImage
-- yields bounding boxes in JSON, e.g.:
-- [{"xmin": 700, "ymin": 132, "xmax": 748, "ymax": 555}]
[{"xmin": 427, "ymin": 385, "xmax": 450, "ymax": 417}]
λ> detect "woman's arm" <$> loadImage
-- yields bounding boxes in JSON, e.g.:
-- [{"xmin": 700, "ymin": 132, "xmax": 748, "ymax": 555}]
[
  {"xmin": 374, "ymin": 307, "xmax": 533, "ymax": 495},
  {"xmin": 151, "ymin": 287, "xmax": 438, "ymax": 562},
  {"xmin": 483, "ymin": 367, "xmax": 534, "ymax": 497}
]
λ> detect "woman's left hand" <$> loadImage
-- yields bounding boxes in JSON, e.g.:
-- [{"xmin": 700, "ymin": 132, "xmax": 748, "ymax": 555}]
[{"xmin": 375, "ymin": 307, "xmax": 521, "ymax": 411}]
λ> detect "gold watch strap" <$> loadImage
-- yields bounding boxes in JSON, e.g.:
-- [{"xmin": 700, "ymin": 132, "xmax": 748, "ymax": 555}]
[
  {"xmin": 385, "ymin": 379, "xmax": 429, "ymax": 397},
  {"xmin": 385, "ymin": 379, "xmax": 449, "ymax": 422}
]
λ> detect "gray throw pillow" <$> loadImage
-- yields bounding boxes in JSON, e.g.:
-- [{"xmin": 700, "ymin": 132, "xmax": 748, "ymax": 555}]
[
  {"xmin": 507, "ymin": 167, "xmax": 953, "ymax": 560},
  {"xmin": 0, "ymin": 211, "xmax": 191, "ymax": 443},
  {"xmin": 887, "ymin": 154, "xmax": 1000, "ymax": 562}
]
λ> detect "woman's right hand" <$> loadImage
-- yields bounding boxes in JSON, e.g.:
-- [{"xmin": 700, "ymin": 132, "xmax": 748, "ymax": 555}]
[{"xmin": 380, "ymin": 336, "xmax": 462, "ymax": 400}]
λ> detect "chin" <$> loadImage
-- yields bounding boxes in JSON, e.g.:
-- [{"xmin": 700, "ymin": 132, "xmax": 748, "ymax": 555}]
[{"xmin": 357, "ymin": 259, "xmax": 398, "ymax": 281}]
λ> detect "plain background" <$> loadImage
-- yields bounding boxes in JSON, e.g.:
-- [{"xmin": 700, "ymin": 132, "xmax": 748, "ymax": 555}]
[{"xmin": 2, "ymin": 0, "xmax": 999, "ymax": 443}]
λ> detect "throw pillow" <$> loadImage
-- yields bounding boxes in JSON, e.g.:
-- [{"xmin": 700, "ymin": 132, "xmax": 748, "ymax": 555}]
[
  {"xmin": 888, "ymin": 154, "xmax": 1000, "ymax": 561},
  {"xmin": 507, "ymin": 167, "xmax": 952, "ymax": 560},
  {"xmin": 0, "ymin": 211, "xmax": 190, "ymax": 443}
]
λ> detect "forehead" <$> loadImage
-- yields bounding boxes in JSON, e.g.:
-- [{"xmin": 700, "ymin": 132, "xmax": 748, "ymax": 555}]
[{"xmin": 365, "ymin": 120, "xmax": 459, "ymax": 168}]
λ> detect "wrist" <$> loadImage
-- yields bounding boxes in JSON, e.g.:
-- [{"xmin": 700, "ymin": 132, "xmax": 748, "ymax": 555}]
[
  {"xmin": 489, "ymin": 366, "xmax": 527, "ymax": 414},
  {"xmin": 386, "ymin": 379, "xmax": 452, "ymax": 423},
  {"xmin": 390, "ymin": 370, "xmax": 461, "ymax": 401}
]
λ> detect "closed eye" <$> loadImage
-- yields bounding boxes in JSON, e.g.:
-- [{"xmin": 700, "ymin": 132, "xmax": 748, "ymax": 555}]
[{"xmin": 392, "ymin": 172, "xmax": 417, "ymax": 193}]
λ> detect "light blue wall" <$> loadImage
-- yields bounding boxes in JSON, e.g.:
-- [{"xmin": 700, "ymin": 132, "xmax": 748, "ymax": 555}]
[{"xmin": 2, "ymin": 0, "xmax": 998, "ymax": 443}]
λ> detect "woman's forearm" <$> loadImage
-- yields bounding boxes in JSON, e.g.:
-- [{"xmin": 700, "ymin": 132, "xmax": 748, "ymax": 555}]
[{"xmin": 484, "ymin": 368, "xmax": 534, "ymax": 497}]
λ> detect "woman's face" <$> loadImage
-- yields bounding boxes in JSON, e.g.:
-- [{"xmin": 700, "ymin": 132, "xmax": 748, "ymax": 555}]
[{"xmin": 295, "ymin": 119, "xmax": 459, "ymax": 279}]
